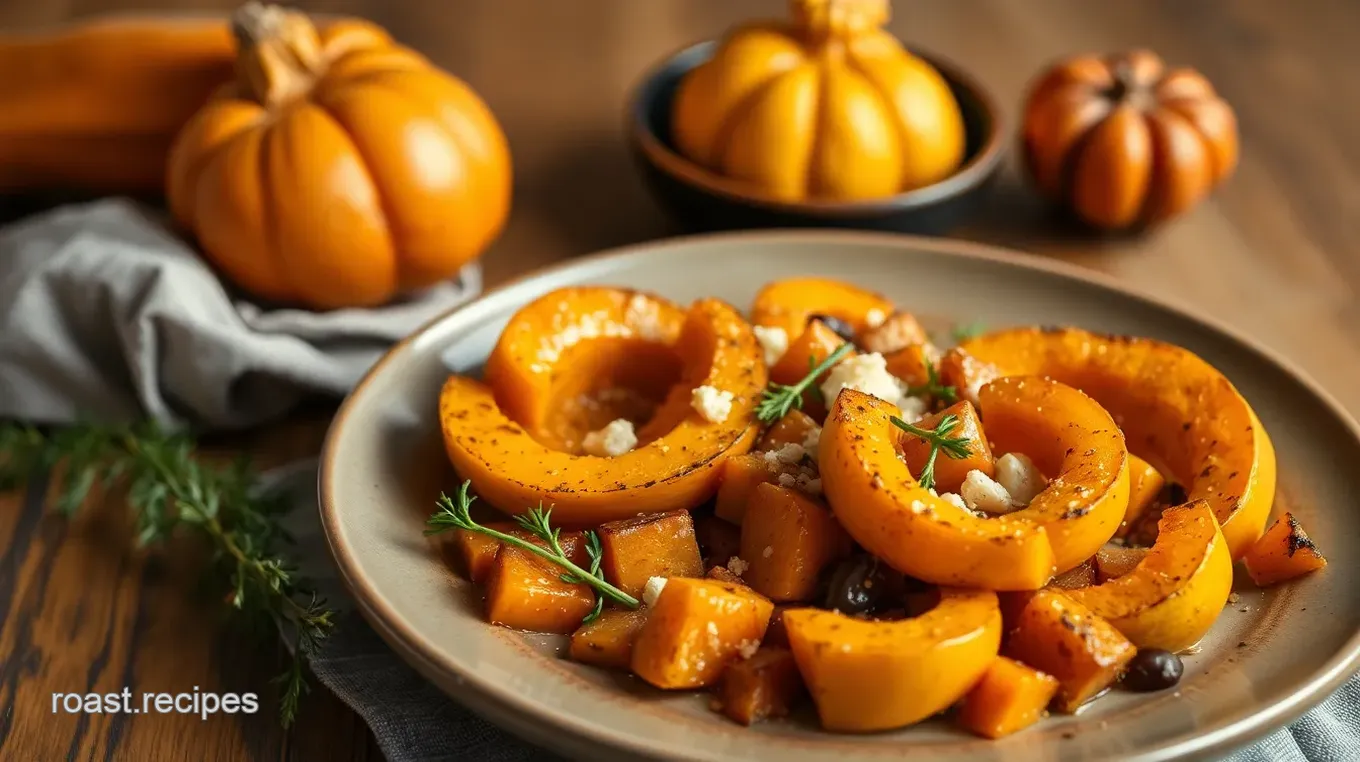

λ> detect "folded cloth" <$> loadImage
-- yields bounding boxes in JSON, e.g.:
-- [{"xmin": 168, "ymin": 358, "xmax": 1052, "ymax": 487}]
[{"xmin": 0, "ymin": 197, "xmax": 1351, "ymax": 762}]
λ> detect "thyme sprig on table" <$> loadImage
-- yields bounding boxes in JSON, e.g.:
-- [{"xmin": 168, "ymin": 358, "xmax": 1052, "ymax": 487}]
[
  {"xmin": 904, "ymin": 360, "xmax": 959, "ymax": 406},
  {"xmin": 756, "ymin": 342, "xmax": 855, "ymax": 423},
  {"xmin": 891, "ymin": 413, "xmax": 973, "ymax": 491},
  {"xmin": 425, "ymin": 480, "xmax": 639, "ymax": 621},
  {"xmin": 0, "ymin": 420, "xmax": 334, "ymax": 727}
]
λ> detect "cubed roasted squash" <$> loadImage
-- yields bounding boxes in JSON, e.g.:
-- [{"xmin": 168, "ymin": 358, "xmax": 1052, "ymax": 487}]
[
  {"xmin": 857, "ymin": 312, "xmax": 930, "ymax": 356},
  {"xmin": 484, "ymin": 540, "xmax": 594, "ymax": 634},
  {"xmin": 898, "ymin": 400, "xmax": 996, "ymax": 494},
  {"xmin": 1242, "ymin": 512, "xmax": 1328, "ymax": 586},
  {"xmin": 631, "ymin": 578, "xmax": 774, "ymax": 689},
  {"xmin": 715, "ymin": 646, "xmax": 806, "ymax": 726},
  {"xmin": 883, "ymin": 343, "xmax": 933, "ymax": 388},
  {"xmin": 569, "ymin": 609, "xmax": 649, "ymax": 669},
  {"xmin": 1003, "ymin": 589, "xmax": 1136, "ymax": 713},
  {"xmin": 956, "ymin": 657, "xmax": 1060, "ymax": 739},
  {"xmin": 1116, "ymin": 455, "xmax": 1167, "ymax": 539},
  {"xmin": 695, "ymin": 514, "xmax": 742, "ymax": 565},
  {"xmin": 1095, "ymin": 545, "xmax": 1149, "ymax": 584},
  {"xmin": 714, "ymin": 454, "xmax": 785, "ymax": 524},
  {"xmin": 758, "ymin": 409, "xmax": 820, "ymax": 451},
  {"xmin": 740, "ymin": 483, "xmax": 853, "ymax": 602},
  {"xmin": 598, "ymin": 510, "xmax": 704, "ymax": 598},
  {"xmin": 769, "ymin": 319, "xmax": 853, "ymax": 387},
  {"xmin": 450, "ymin": 522, "xmax": 580, "ymax": 584}
]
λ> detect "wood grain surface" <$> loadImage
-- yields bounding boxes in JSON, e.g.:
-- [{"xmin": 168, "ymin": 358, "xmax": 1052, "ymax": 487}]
[{"xmin": 1, "ymin": 1, "xmax": 1356, "ymax": 759}]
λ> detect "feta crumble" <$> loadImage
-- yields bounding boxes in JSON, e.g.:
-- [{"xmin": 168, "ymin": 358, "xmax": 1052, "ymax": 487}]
[
  {"xmin": 995, "ymin": 452, "xmax": 1048, "ymax": 506},
  {"xmin": 864, "ymin": 308, "xmax": 888, "ymax": 328},
  {"xmin": 762, "ymin": 546, "xmax": 774, "ymax": 559},
  {"xmin": 726, "ymin": 556, "xmax": 749, "ymax": 576},
  {"xmin": 737, "ymin": 639, "xmax": 761, "ymax": 659},
  {"xmin": 896, "ymin": 395, "xmax": 929, "ymax": 424},
  {"xmin": 776, "ymin": 472, "xmax": 798, "ymax": 489},
  {"xmin": 753, "ymin": 325, "xmax": 789, "ymax": 366},
  {"xmin": 819, "ymin": 352, "xmax": 922, "ymax": 412},
  {"xmin": 770, "ymin": 443, "xmax": 805, "ymax": 464},
  {"xmin": 960, "ymin": 469, "xmax": 1017, "ymax": 515},
  {"xmin": 624, "ymin": 294, "xmax": 668, "ymax": 341},
  {"xmin": 691, "ymin": 385, "xmax": 734, "ymax": 424},
  {"xmin": 939, "ymin": 492, "xmax": 969, "ymax": 511},
  {"xmin": 581, "ymin": 418, "xmax": 637, "ymax": 457},
  {"xmin": 642, "ymin": 576, "xmax": 668, "ymax": 607},
  {"xmin": 801, "ymin": 425, "xmax": 822, "ymax": 456}
]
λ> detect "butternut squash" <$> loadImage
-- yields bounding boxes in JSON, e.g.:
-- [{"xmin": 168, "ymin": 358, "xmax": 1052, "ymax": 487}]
[
  {"xmin": 1118, "ymin": 454, "xmax": 1167, "ymax": 539},
  {"xmin": 783, "ymin": 589, "xmax": 1002, "ymax": 732},
  {"xmin": 598, "ymin": 510, "xmax": 705, "ymax": 598},
  {"xmin": 740, "ymin": 483, "xmax": 852, "ymax": 602},
  {"xmin": 757, "ymin": 409, "xmax": 819, "ymax": 451},
  {"xmin": 750, "ymin": 277, "xmax": 894, "ymax": 341},
  {"xmin": 883, "ymin": 342, "xmax": 934, "ymax": 388},
  {"xmin": 1095, "ymin": 545, "xmax": 1149, "ymax": 584},
  {"xmin": 569, "ymin": 609, "xmax": 648, "ymax": 669},
  {"xmin": 956, "ymin": 657, "xmax": 1060, "ymax": 739},
  {"xmin": 0, "ymin": 16, "xmax": 235, "ymax": 193},
  {"xmin": 631, "ymin": 578, "xmax": 773, "ymax": 689},
  {"xmin": 1003, "ymin": 589, "xmax": 1136, "ymax": 713},
  {"xmin": 1242, "ymin": 512, "xmax": 1328, "ymax": 587},
  {"xmin": 449, "ymin": 522, "xmax": 581, "ymax": 584},
  {"xmin": 857, "ymin": 312, "xmax": 930, "ymax": 356},
  {"xmin": 1064, "ymin": 501, "xmax": 1232, "ymax": 652},
  {"xmin": 820, "ymin": 377, "xmax": 1129, "ymax": 590},
  {"xmin": 440, "ymin": 297, "xmax": 765, "ymax": 525},
  {"xmin": 715, "ymin": 646, "xmax": 806, "ymax": 726},
  {"xmin": 484, "ymin": 542, "xmax": 594, "ymax": 633},
  {"xmin": 944, "ymin": 327, "xmax": 1276, "ymax": 559},
  {"xmin": 898, "ymin": 400, "xmax": 995, "ymax": 494},
  {"xmin": 714, "ymin": 454, "xmax": 786, "ymax": 524},
  {"xmin": 769, "ymin": 319, "xmax": 853, "ymax": 388}
]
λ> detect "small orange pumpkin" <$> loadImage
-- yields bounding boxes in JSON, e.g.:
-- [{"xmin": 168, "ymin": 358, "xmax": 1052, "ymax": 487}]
[
  {"xmin": 167, "ymin": 2, "xmax": 511, "ymax": 309},
  {"xmin": 1020, "ymin": 49, "xmax": 1237, "ymax": 231}
]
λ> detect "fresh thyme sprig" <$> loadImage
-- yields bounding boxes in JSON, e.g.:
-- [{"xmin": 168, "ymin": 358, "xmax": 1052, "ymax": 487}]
[
  {"xmin": 890, "ymin": 413, "xmax": 973, "ymax": 491},
  {"xmin": 905, "ymin": 360, "xmax": 959, "ymax": 405},
  {"xmin": 425, "ymin": 480, "xmax": 638, "ymax": 619},
  {"xmin": 0, "ymin": 419, "xmax": 334, "ymax": 727},
  {"xmin": 950, "ymin": 320, "xmax": 987, "ymax": 343},
  {"xmin": 756, "ymin": 342, "xmax": 854, "ymax": 422}
]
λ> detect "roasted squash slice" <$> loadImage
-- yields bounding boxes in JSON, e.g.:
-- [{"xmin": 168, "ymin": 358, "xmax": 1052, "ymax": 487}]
[
  {"xmin": 1003, "ymin": 589, "xmax": 1136, "ymax": 713},
  {"xmin": 750, "ymin": 277, "xmax": 894, "ymax": 340},
  {"xmin": 482, "ymin": 286, "xmax": 686, "ymax": 450},
  {"xmin": 943, "ymin": 327, "xmax": 1277, "ymax": 559},
  {"xmin": 1242, "ymin": 512, "xmax": 1328, "ymax": 586},
  {"xmin": 783, "ymin": 589, "xmax": 1002, "ymax": 732},
  {"xmin": 440, "ymin": 297, "xmax": 765, "ymax": 525},
  {"xmin": 820, "ymin": 377, "xmax": 1129, "ymax": 590},
  {"xmin": 631, "ymin": 578, "xmax": 773, "ymax": 689},
  {"xmin": 1118, "ymin": 454, "xmax": 1167, "ymax": 539},
  {"xmin": 956, "ymin": 656, "xmax": 1060, "ymax": 739},
  {"xmin": 1064, "ymin": 501, "xmax": 1232, "ymax": 651}
]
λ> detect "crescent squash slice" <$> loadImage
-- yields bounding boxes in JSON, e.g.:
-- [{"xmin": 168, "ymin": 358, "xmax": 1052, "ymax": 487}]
[
  {"xmin": 750, "ymin": 277, "xmax": 895, "ymax": 339},
  {"xmin": 1064, "ymin": 500, "xmax": 1233, "ymax": 652},
  {"xmin": 819, "ymin": 377, "xmax": 1129, "ymax": 590},
  {"xmin": 440, "ymin": 296, "xmax": 765, "ymax": 525},
  {"xmin": 942, "ymin": 327, "xmax": 1276, "ymax": 559},
  {"xmin": 782, "ymin": 589, "xmax": 1002, "ymax": 732}
]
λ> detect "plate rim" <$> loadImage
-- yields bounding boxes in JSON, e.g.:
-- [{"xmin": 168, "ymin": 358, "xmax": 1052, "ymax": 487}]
[{"xmin": 317, "ymin": 228, "xmax": 1360, "ymax": 761}]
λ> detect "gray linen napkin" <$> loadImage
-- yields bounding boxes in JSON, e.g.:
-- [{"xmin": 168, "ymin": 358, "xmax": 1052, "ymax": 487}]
[{"xmin": 0, "ymin": 197, "xmax": 1351, "ymax": 761}]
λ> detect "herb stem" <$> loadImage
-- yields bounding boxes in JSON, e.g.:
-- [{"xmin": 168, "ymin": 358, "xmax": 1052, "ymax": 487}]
[{"xmin": 756, "ymin": 341, "xmax": 854, "ymax": 422}]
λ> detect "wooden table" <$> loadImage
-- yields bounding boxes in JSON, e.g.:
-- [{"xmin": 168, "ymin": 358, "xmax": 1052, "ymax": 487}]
[{"xmin": 2, "ymin": 1, "xmax": 1357, "ymax": 759}]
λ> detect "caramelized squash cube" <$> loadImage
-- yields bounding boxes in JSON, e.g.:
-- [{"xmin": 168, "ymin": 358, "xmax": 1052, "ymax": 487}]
[
  {"xmin": 484, "ymin": 539, "xmax": 594, "ymax": 634},
  {"xmin": 740, "ymin": 483, "xmax": 852, "ymax": 602},
  {"xmin": 450, "ymin": 522, "xmax": 581, "ymax": 584},
  {"xmin": 598, "ymin": 510, "xmax": 704, "ymax": 598},
  {"xmin": 715, "ymin": 646, "xmax": 806, "ymax": 725},
  {"xmin": 1002, "ymin": 590, "xmax": 1136, "ymax": 713},
  {"xmin": 758, "ymin": 409, "xmax": 819, "ymax": 451},
  {"xmin": 631, "ymin": 578, "xmax": 774, "ymax": 689},
  {"xmin": 569, "ymin": 609, "xmax": 649, "ymax": 669},
  {"xmin": 714, "ymin": 454, "xmax": 783, "ymax": 524},
  {"xmin": 899, "ymin": 401, "xmax": 996, "ymax": 494},
  {"xmin": 769, "ymin": 320, "xmax": 852, "ymax": 387},
  {"xmin": 956, "ymin": 656, "xmax": 1060, "ymax": 739},
  {"xmin": 883, "ymin": 343, "xmax": 933, "ymax": 388},
  {"xmin": 858, "ymin": 312, "xmax": 929, "ymax": 355},
  {"xmin": 1242, "ymin": 512, "xmax": 1328, "ymax": 586}
]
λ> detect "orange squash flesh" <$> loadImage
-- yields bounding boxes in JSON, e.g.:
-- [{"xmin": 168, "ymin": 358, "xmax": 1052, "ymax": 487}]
[
  {"xmin": 598, "ymin": 510, "xmax": 705, "ymax": 598},
  {"xmin": 740, "ymin": 483, "xmax": 853, "ymax": 602},
  {"xmin": 898, "ymin": 400, "xmax": 995, "ymax": 494},
  {"xmin": 821, "ymin": 377, "xmax": 1129, "ymax": 590},
  {"xmin": 1095, "ymin": 545, "xmax": 1149, "ymax": 584},
  {"xmin": 569, "ymin": 609, "xmax": 649, "ymax": 669},
  {"xmin": 715, "ymin": 646, "xmax": 807, "ymax": 726},
  {"xmin": 857, "ymin": 312, "xmax": 930, "ymax": 356},
  {"xmin": 1049, "ymin": 558, "xmax": 1096, "ymax": 590},
  {"xmin": 956, "ymin": 656, "xmax": 1060, "ymax": 739},
  {"xmin": 884, "ymin": 343, "xmax": 935, "ymax": 388},
  {"xmin": 783, "ymin": 589, "xmax": 1002, "ymax": 732},
  {"xmin": 450, "ymin": 522, "xmax": 581, "ymax": 584},
  {"xmin": 1003, "ymin": 589, "xmax": 1136, "ymax": 713},
  {"xmin": 439, "ymin": 297, "xmax": 766, "ymax": 525},
  {"xmin": 944, "ymin": 327, "xmax": 1277, "ymax": 560},
  {"xmin": 1242, "ymin": 512, "xmax": 1328, "ymax": 587},
  {"xmin": 758, "ymin": 409, "xmax": 819, "ymax": 451},
  {"xmin": 631, "ymin": 578, "xmax": 774, "ymax": 689},
  {"xmin": 750, "ymin": 277, "xmax": 895, "ymax": 341},
  {"xmin": 1065, "ymin": 501, "xmax": 1232, "ymax": 651},
  {"xmin": 1118, "ymin": 454, "xmax": 1167, "ymax": 539},
  {"xmin": 714, "ymin": 454, "xmax": 787, "ymax": 525},
  {"xmin": 769, "ymin": 319, "xmax": 853, "ymax": 387},
  {"xmin": 484, "ymin": 543, "xmax": 595, "ymax": 634}
]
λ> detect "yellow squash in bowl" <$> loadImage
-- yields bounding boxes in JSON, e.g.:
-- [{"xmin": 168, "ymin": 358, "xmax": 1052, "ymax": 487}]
[{"xmin": 670, "ymin": 0, "xmax": 965, "ymax": 202}]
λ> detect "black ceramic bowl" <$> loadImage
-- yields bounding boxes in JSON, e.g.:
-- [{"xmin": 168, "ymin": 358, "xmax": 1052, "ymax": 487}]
[{"xmin": 627, "ymin": 40, "xmax": 1005, "ymax": 234}]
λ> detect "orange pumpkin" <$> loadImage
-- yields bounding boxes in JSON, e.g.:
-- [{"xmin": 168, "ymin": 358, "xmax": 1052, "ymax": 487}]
[
  {"xmin": 670, "ymin": 0, "xmax": 965, "ymax": 202},
  {"xmin": 1020, "ymin": 49, "xmax": 1237, "ymax": 231},
  {"xmin": 167, "ymin": 2, "xmax": 511, "ymax": 310}
]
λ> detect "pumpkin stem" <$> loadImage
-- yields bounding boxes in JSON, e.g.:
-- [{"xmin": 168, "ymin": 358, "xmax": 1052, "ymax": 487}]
[
  {"xmin": 790, "ymin": 0, "xmax": 889, "ymax": 45},
  {"xmin": 231, "ymin": 1, "xmax": 325, "ymax": 108}
]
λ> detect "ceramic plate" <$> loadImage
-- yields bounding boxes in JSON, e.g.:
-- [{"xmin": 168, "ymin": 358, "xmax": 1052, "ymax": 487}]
[{"xmin": 318, "ymin": 231, "xmax": 1360, "ymax": 761}]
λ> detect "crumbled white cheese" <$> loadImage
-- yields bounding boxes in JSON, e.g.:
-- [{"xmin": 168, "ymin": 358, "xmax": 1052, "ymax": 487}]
[
  {"xmin": 642, "ymin": 576, "xmax": 668, "ymax": 607},
  {"xmin": 624, "ymin": 294, "xmax": 667, "ymax": 341},
  {"xmin": 960, "ymin": 469, "xmax": 1018, "ymax": 515},
  {"xmin": 995, "ymin": 452, "xmax": 1048, "ymax": 506},
  {"xmin": 535, "ymin": 311, "xmax": 630, "ymax": 362},
  {"xmin": 753, "ymin": 325, "xmax": 789, "ymax": 366},
  {"xmin": 795, "ymin": 473, "xmax": 822, "ymax": 496},
  {"xmin": 726, "ymin": 556, "xmax": 749, "ymax": 576},
  {"xmin": 771, "ymin": 443, "xmax": 805, "ymax": 464},
  {"xmin": 762, "ymin": 546, "xmax": 774, "ymax": 559},
  {"xmin": 691, "ymin": 385, "xmax": 734, "ymax": 423},
  {"xmin": 820, "ymin": 352, "xmax": 914, "ymax": 410},
  {"xmin": 737, "ymin": 639, "xmax": 761, "ymax": 659},
  {"xmin": 581, "ymin": 418, "xmax": 637, "ymax": 457},
  {"xmin": 864, "ymin": 308, "xmax": 888, "ymax": 328},
  {"xmin": 896, "ymin": 394, "xmax": 929, "ymax": 424},
  {"xmin": 800, "ymin": 425, "xmax": 822, "ymax": 460},
  {"xmin": 776, "ymin": 472, "xmax": 798, "ymax": 489},
  {"xmin": 939, "ymin": 492, "xmax": 969, "ymax": 511}
]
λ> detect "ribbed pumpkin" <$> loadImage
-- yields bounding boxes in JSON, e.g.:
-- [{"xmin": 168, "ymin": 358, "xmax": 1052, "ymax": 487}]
[
  {"xmin": 167, "ymin": 2, "xmax": 511, "ymax": 310},
  {"xmin": 670, "ymin": 0, "xmax": 965, "ymax": 202}
]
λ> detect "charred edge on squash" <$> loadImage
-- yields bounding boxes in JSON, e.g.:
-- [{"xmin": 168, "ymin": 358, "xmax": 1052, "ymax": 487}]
[{"xmin": 1285, "ymin": 515, "xmax": 1319, "ymax": 558}]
